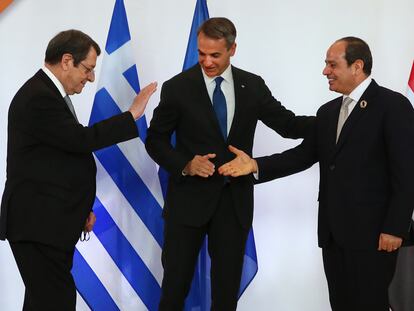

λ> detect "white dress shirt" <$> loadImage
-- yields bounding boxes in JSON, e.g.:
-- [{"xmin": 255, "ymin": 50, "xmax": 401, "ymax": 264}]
[
  {"xmin": 342, "ymin": 76, "xmax": 372, "ymax": 115},
  {"xmin": 201, "ymin": 65, "xmax": 235, "ymax": 136},
  {"xmin": 42, "ymin": 66, "xmax": 67, "ymax": 98}
]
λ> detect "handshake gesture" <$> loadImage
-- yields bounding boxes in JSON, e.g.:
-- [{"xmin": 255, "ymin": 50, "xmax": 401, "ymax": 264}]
[{"xmin": 183, "ymin": 145, "xmax": 257, "ymax": 178}]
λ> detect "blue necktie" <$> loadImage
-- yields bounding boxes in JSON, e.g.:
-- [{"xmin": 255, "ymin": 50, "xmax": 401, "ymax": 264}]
[{"xmin": 213, "ymin": 76, "xmax": 227, "ymax": 138}]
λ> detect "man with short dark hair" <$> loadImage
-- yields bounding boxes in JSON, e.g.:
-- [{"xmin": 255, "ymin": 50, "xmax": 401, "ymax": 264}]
[
  {"xmin": 145, "ymin": 17, "xmax": 312, "ymax": 310},
  {"xmin": 218, "ymin": 37, "xmax": 414, "ymax": 311},
  {"xmin": 0, "ymin": 29, "xmax": 157, "ymax": 310}
]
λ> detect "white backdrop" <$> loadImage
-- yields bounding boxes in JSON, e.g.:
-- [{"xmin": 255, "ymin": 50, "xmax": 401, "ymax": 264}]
[{"xmin": 0, "ymin": 0, "xmax": 413, "ymax": 310}]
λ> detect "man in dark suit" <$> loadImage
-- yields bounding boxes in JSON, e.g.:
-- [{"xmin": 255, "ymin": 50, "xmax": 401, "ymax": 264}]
[
  {"xmin": 0, "ymin": 29, "xmax": 157, "ymax": 311},
  {"xmin": 218, "ymin": 37, "xmax": 414, "ymax": 311},
  {"xmin": 145, "ymin": 17, "xmax": 313, "ymax": 310}
]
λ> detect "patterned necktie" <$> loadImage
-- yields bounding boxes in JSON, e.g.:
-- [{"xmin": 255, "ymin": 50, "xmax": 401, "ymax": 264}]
[
  {"xmin": 213, "ymin": 76, "xmax": 227, "ymax": 138},
  {"xmin": 336, "ymin": 96, "xmax": 353, "ymax": 142},
  {"xmin": 64, "ymin": 95, "xmax": 78, "ymax": 123}
]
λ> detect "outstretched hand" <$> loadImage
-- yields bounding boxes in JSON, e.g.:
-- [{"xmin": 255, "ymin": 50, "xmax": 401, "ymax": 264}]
[
  {"xmin": 218, "ymin": 145, "xmax": 258, "ymax": 177},
  {"xmin": 129, "ymin": 82, "xmax": 158, "ymax": 120}
]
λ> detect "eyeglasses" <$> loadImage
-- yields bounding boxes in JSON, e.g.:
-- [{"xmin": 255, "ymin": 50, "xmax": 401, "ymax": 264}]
[{"xmin": 78, "ymin": 62, "xmax": 95, "ymax": 76}]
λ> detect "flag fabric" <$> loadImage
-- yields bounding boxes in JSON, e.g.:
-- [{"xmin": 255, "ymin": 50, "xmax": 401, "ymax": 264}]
[
  {"xmin": 157, "ymin": 0, "xmax": 258, "ymax": 309},
  {"xmin": 72, "ymin": 0, "xmax": 164, "ymax": 310},
  {"xmin": 388, "ymin": 62, "xmax": 414, "ymax": 311}
]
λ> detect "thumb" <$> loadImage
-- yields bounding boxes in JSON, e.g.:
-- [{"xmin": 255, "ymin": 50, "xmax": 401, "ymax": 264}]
[
  {"xmin": 377, "ymin": 234, "xmax": 382, "ymax": 251},
  {"xmin": 204, "ymin": 153, "xmax": 216, "ymax": 159},
  {"xmin": 228, "ymin": 145, "xmax": 242, "ymax": 156}
]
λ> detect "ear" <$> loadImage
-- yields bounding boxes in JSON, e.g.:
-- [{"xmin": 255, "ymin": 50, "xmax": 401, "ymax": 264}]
[
  {"xmin": 353, "ymin": 59, "xmax": 364, "ymax": 75},
  {"xmin": 61, "ymin": 53, "xmax": 73, "ymax": 71},
  {"xmin": 229, "ymin": 42, "xmax": 237, "ymax": 57}
]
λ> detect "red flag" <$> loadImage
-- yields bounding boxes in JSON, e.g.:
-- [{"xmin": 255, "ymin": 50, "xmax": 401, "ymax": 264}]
[{"xmin": 409, "ymin": 61, "xmax": 414, "ymax": 93}]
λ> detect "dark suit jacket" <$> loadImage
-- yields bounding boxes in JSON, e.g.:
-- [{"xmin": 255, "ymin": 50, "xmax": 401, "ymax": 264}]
[
  {"xmin": 145, "ymin": 64, "xmax": 312, "ymax": 229},
  {"xmin": 257, "ymin": 80, "xmax": 414, "ymax": 249},
  {"xmin": 0, "ymin": 69, "xmax": 138, "ymax": 251}
]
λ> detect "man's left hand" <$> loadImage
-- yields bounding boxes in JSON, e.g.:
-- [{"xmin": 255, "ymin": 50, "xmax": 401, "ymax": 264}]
[
  {"xmin": 84, "ymin": 211, "xmax": 96, "ymax": 232},
  {"xmin": 378, "ymin": 233, "xmax": 402, "ymax": 252}
]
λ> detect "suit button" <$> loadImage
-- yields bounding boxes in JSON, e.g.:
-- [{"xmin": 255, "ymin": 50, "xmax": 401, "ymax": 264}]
[{"xmin": 329, "ymin": 164, "xmax": 335, "ymax": 171}]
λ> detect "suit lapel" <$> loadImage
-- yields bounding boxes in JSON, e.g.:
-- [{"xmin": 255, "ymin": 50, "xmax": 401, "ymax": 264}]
[
  {"xmin": 189, "ymin": 65, "xmax": 225, "ymax": 141},
  {"xmin": 329, "ymin": 98, "xmax": 342, "ymax": 146},
  {"xmin": 37, "ymin": 69, "xmax": 77, "ymax": 120},
  {"xmin": 333, "ymin": 80, "xmax": 379, "ymax": 155},
  {"xmin": 228, "ymin": 66, "xmax": 247, "ymax": 142}
]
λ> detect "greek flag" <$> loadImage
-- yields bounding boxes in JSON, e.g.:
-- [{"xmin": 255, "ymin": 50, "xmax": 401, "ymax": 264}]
[
  {"xmin": 72, "ymin": 0, "xmax": 164, "ymax": 310},
  {"xmin": 71, "ymin": 0, "xmax": 257, "ymax": 310}
]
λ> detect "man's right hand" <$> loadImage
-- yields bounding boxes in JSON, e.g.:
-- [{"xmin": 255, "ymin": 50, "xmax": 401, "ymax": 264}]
[
  {"xmin": 218, "ymin": 145, "xmax": 258, "ymax": 177},
  {"xmin": 183, "ymin": 154, "xmax": 216, "ymax": 178},
  {"xmin": 129, "ymin": 82, "xmax": 158, "ymax": 120}
]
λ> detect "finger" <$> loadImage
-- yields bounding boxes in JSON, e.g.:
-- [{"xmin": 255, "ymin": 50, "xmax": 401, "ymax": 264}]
[
  {"xmin": 378, "ymin": 239, "xmax": 388, "ymax": 252},
  {"xmin": 196, "ymin": 171, "xmax": 210, "ymax": 178},
  {"xmin": 203, "ymin": 153, "xmax": 216, "ymax": 160},
  {"xmin": 143, "ymin": 81, "xmax": 158, "ymax": 94},
  {"xmin": 228, "ymin": 145, "xmax": 242, "ymax": 156},
  {"xmin": 197, "ymin": 162, "xmax": 215, "ymax": 174},
  {"xmin": 218, "ymin": 164, "xmax": 228, "ymax": 175},
  {"xmin": 197, "ymin": 165, "xmax": 215, "ymax": 176},
  {"xmin": 219, "ymin": 166, "xmax": 232, "ymax": 176},
  {"xmin": 221, "ymin": 165, "xmax": 240, "ymax": 177},
  {"xmin": 198, "ymin": 161, "xmax": 215, "ymax": 171}
]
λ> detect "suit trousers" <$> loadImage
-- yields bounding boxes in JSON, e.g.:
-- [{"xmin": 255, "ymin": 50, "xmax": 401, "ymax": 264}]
[
  {"xmin": 159, "ymin": 185, "xmax": 249, "ymax": 311},
  {"xmin": 10, "ymin": 241, "xmax": 76, "ymax": 311},
  {"xmin": 322, "ymin": 240, "xmax": 398, "ymax": 311}
]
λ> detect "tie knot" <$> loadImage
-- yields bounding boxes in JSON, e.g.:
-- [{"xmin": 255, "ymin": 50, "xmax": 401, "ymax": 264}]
[
  {"xmin": 342, "ymin": 96, "xmax": 353, "ymax": 108},
  {"xmin": 215, "ymin": 76, "xmax": 224, "ymax": 87}
]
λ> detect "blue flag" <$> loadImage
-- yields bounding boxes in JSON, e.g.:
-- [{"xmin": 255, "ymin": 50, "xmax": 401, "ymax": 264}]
[
  {"xmin": 72, "ymin": 0, "xmax": 164, "ymax": 310},
  {"xmin": 157, "ymin": 0, "xmax": 258, "ymax": 309}
]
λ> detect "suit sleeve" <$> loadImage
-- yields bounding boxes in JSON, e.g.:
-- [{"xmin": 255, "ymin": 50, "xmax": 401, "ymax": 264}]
[
  {"xmin": 382, "ymin": 94, "xmax": 414, "ymax": 239},
  {"xmin": 256, "ymin": 77, "xmax": 315, "ymax": 139},
  {"xmin": 18, "ymin": 93, "xmax": 138, "ymax": 153},
  {"xmin": 145, "ymin": 81, "xmax": 193, "ymax": 181},
  {"xmin": 256, "ymin": 118, "xmax": 318, "ymax": 183}
]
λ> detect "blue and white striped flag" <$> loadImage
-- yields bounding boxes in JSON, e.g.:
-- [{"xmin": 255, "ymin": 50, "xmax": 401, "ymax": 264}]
[{"xmin": 72, "ymin": 0, "xmax": 164, "ymax": 310}]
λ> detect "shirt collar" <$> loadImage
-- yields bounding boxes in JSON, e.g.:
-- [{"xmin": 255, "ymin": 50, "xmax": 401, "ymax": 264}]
[
  {"xmin": 201, "ymin": 64, "xmax": 233, "ymax": 86},
  {"xmin": 345, "ymin": 76, "xmax": 372, "ymax": 103},
  {"xmin": 42, "ymin": 65, "xmax": 67, "ymax": 98}
]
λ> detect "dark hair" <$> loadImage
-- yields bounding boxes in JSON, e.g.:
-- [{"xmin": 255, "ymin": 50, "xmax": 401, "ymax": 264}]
[
  {"xmin": 197, "ymin": 17, "xmax": 237, "ymax": 49},
  {"xmin": 337, "ymin": 36, "xmax": 372, "ymax": 75},
  {"xmin": 45, "ymin": 29, "xmax": 101, "ymax": 65}
]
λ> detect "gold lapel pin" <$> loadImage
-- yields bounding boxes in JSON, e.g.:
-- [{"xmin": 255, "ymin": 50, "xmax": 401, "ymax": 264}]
[{"xmin": 360, "ymin": 100, "xmax": 368, "ymax": 108}]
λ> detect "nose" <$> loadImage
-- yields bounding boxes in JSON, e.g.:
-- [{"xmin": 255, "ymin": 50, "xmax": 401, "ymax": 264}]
[
  {"xmin": 202, "ymin": 56, "xmax": 213, "ymax": 67},
  {"xmin": 88, "ymin": 71, "xmax": 95, "ymax": 82},
  {"xmin": 322, "ymin": 65, "xmax": 330, "ymax": 76}
]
